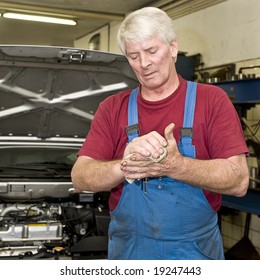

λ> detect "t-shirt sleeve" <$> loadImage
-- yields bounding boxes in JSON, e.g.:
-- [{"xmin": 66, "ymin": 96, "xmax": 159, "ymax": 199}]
[
  {"xmin": 77, "ymin": 100, "xmax": 115, "ymax": 160},
  {"xmin": 205, "ymin": 86, "xmax": 249, "ymax": 159}
]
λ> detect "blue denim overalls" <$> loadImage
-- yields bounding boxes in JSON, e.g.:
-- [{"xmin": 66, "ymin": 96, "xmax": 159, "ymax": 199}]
[{"xmin": 108, "ymin": 82, "xmax": 224, "ymax": 260}]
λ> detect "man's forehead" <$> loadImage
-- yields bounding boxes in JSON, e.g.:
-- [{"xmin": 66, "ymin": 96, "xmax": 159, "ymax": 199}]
[{"xmin": 125, "ymin": 36, "xmax": 163, "ymax": 52}]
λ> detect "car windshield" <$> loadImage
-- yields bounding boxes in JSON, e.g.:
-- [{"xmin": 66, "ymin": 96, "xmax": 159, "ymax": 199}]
[{"xmin": 0, "ymin": 146, "xmax": 78, "ymax": 178}]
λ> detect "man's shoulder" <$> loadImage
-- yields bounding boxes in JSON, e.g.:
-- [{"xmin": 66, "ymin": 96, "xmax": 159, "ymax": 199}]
[
  {"xmin": 196, "ymin": 81, "xmax": 225, "ymax": 92},
  {"xmin": 196, "ymin": 81, "xmax": 229, "ymax": 101},
  {"xmin": 98, "ymin": 88, "xmax": 134, "ymax": 111},
  {"xmin": 103, "ymin": 88, "xmax": 133, "ymax": 103}
]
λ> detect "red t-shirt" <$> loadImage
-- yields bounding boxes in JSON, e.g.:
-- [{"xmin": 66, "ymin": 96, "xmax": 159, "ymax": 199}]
[{"xmin": 78, "ymin": 75, "xmax": 248, "ymax": 212}]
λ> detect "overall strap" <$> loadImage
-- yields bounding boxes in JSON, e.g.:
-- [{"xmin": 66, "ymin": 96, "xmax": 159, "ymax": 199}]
[
  {"xmin": 126, "ymin": 82, "xmax": 197, "ymax": 144},
  {"xmin": 180, "ymin": 81, "xmax": 197, "ymax": 145},
  {"xmin": 126, "ymin": 87, "xmax": 139, "ymax": 142}
]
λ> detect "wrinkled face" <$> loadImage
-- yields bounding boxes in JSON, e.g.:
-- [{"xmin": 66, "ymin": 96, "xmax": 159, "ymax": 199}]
[{"xmin": 125, "ymin": 36, "xmax": 178, "ymax": 90}]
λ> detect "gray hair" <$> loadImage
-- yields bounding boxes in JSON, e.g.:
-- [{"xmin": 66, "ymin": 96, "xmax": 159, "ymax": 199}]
[{"xmin": 117, "ymin": 7, "xmax": 177, "ymax": 55}]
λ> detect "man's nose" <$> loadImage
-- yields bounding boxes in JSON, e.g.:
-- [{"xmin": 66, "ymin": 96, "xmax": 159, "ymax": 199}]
[{"xmin": 140, "ymin": 54, "xmax": 151, "ymax": 68}]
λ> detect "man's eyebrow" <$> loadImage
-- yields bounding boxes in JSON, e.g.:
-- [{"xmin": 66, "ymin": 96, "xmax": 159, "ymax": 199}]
[
  {"xmin": 143, "ymin": 47, "xmax": 152, "ymax": 51},
  {"xmin": 128, "ymin": 46, "xmax": 156, "ymax": 54},
  {"xmin": 144, "ymin": 46, "xmax": 158, "ymax": 51},
  {"xmin": 126, "ymin": 51, "xmax": 139, "ymax": 56},
  {"xmin": 127, "ymin": 51, "xmax": 139, "ymax": 54}
]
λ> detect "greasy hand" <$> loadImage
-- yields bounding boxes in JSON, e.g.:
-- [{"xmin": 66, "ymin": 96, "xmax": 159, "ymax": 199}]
[{"xmin": 121, "ymin": 123, "xmax": 183, "ymax": 180}]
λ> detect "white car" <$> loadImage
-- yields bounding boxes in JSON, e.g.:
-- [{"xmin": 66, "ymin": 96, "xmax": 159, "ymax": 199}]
[{"xmin": 0, "ymin": 45, "xmax": 138, "ymax": 259}]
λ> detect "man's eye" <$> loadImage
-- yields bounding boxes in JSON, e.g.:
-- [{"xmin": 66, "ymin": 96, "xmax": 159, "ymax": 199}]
[
  {"xmin": 130, "ymin": 55, "xmax": 138, "ymax": 60},
  {"xmin": 149, "ymin": 49, "xmax": 157, "ymax": 54},
  {"xmin": 127, "ymin": 53, "xmax": 138, "ymax": 60}
]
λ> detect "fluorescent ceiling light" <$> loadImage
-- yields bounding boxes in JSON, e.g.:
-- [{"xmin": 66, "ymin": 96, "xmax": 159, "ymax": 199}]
[{"xmin": 3, "ymin": 12, "xmax": 77, "ymax": 26}]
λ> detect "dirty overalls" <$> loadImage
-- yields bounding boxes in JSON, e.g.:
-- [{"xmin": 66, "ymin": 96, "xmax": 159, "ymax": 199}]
[{"xmin": 108, "ymin": 81, "xmax": 225, "ymax": 260}]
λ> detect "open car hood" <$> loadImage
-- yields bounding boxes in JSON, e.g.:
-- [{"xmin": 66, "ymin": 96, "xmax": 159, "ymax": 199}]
[{"xmin": 0, "ymin": 45, "xmax": 138, "ymax": 141}]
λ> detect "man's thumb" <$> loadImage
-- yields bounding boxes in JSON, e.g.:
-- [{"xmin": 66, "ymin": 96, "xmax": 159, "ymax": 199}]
[{"xmin": 164, "ymin": 123, "xmax": 175, "ymax": 143}]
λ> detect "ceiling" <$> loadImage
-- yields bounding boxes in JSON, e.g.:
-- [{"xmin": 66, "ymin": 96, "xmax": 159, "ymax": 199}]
[
  {"xmin": 0, "ymin": 0, "xmax": 157, "ymax": 47},
  {"xmin": 0, "ymin": 0, "xmax": 226, "ymax": 47}
]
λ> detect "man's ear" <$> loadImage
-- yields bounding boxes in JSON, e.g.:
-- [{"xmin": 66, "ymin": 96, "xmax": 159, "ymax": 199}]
[{"xmin": 170, "ymin": 40, "xmax": 178, "ymax": 61}]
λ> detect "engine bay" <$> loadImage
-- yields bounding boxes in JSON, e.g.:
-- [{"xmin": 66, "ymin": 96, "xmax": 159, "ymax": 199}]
[{"xmin": 0, "ymin": 191, "xmax": 110, "ymax": 259}]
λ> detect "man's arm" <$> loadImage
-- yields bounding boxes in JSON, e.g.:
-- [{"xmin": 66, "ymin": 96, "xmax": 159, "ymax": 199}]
[
  {"xmin": 166, "ymin": 153, "xmax": 249, "ymax": 196},
  {"xmin": 71, "ymin": 125, "xmax": 169, "ymax": 192},
  {"xmin": 71, "ymin": 156, "xmax": 125, "ymax": 192},
  {"xmin": 120, "ymin": 123, "xmax": 249, "ymax": 197}
]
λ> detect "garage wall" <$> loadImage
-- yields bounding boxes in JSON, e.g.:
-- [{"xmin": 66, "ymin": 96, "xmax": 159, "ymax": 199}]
[
  {"xmin": 173, "ymin": 0, "xmax": 260, "ymax": 67},
  {"xmin": 74, "ymin": 21, "xmax": 121, "ymax": 53},
  {"xmin": 74, "ymin": 25, "xmax": 110, "ymax": 51},
  {"xmin": 74, "ymin": 0, "xmax": 260, "ymax": 67}
]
